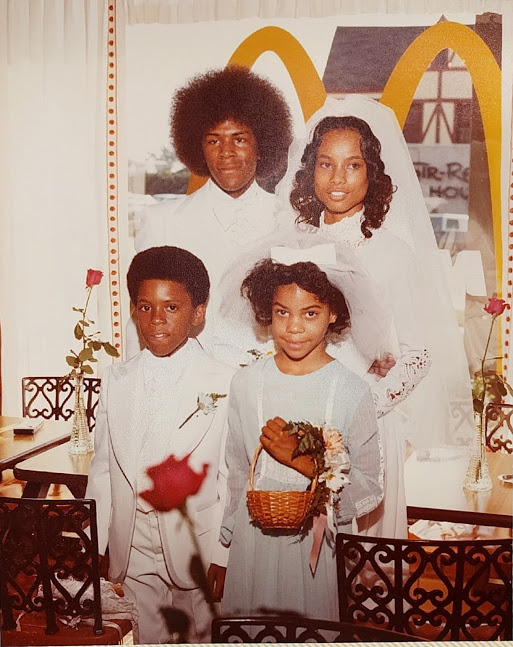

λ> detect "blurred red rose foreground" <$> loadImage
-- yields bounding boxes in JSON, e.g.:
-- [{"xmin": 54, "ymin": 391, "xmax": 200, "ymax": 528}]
[{"xmin": 140, "ymin": 454, "xmax": 208, "ymax": 511}]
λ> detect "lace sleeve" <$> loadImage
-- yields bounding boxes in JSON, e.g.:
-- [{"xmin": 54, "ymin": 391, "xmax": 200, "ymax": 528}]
[
  {"xmin": 369, "ymin": 234, "xmax": 432, "ymax": 418},
  {"xmin": 372, "ymin": 349, "xmax": 432, "ymax": 417}
]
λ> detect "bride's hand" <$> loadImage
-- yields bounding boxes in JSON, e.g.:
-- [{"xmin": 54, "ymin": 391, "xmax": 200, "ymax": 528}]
[
  {"xmin": 368, "ymin": 352, "xmax": 396, "ymax": 378},
  {"xmin": 260, "ymin": 417, "xmax": 314, "ymax": 478}
]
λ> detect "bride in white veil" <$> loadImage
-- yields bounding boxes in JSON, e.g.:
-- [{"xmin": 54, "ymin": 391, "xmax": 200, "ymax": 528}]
[{"xmin": 276, "ymin": 96, "xmax": 474, "ymax": 538}]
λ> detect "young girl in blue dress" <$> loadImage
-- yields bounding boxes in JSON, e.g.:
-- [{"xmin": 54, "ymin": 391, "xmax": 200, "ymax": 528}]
[{"xmin": 215, "ymin": 235, "xmax": 385, "ymax": 620}]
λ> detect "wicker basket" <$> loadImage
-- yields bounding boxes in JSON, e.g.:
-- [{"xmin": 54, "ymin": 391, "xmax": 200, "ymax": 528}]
[{"xmin": 246, "ymin": 444, "xmax": 317, "ymax": 529}]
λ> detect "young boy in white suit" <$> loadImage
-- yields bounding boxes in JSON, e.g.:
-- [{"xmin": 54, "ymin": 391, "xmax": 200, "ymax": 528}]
[{"xmin": 86, "ymin": 246, "xmax": 234, "ymax": 644}]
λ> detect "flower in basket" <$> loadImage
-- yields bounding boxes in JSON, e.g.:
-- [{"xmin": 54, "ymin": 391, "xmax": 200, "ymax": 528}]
[
  {"xmin": 140, "ymin": 453, "xmax": 217, "ymax": 641},
  {"xmin": 472, "ymin": 297, "xmax": 512, "ymax": 430},
  {"xmin": 65, "ymin": 269, "xmax": 119, "ymax": 378},
  {"xmin": 284, "ymin": 420, "xmax": 351, "ymax": 534}
]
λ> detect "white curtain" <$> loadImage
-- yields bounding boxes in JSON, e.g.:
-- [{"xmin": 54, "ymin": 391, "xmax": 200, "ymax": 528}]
[
  {"xmin": 1, "ymin": 0, "xmax": 510, "ymax": 416},
  {"xmin": 123, "ymin": 0, "xmax": 508, "ymax": 23},
  {"xmin": 0, "ymin": 0, "xmax": 108, "ymax": 415}
]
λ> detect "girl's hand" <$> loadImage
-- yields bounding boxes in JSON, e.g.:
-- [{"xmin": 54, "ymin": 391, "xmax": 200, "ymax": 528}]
[{"xmin": 260, "ymin": 417, "xmax": 314, "ymax": 478}]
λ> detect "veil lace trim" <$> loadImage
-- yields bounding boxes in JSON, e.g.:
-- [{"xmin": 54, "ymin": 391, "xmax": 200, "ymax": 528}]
[{"xmin": 373, "ymin": 348, "xmax": 432, "ymax": 418}]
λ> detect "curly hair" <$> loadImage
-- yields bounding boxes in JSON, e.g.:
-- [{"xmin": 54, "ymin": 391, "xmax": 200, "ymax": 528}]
[
  {"xmin": 241, "ymin": 259, "xmax": 350, "ymax": 336},
  {"xmin": 290, "ymin": 116, "xmax": 394, "ymax": 238},
  {"xmin": 127, "ymin": 246, "xmax": 210, "ymax": 307},
  {"xmin": 171, "ymin": 66, "xmax": 293, "ymax": 180}
]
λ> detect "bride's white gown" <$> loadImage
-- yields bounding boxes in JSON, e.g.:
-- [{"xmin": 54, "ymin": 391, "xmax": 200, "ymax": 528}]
[{"xmin": 320, "ymin": 212, "xmax": 431, "ymax": 539}]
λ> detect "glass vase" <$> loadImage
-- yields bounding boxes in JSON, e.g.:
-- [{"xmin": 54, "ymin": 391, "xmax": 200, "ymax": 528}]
[
  {"xmin": 463, "ymin": 411, "xmax": 492, "ymax": 491},
  {"xmin": 68, "ymin": 373, "xmax": 94, "ymax": 455}
]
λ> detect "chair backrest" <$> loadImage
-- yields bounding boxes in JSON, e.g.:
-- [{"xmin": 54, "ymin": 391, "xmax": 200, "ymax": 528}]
[
  {"xmin": 336, "ymin": 532, "xmax": 512, "ymax": 641},
  {"xmin": 0, "ymin": 497, "xmax": 103, "ymax": 638},
  {"xmin": 485, "ymin": 401, "xmax": 513, "ymax": 453},
  {"xmin": 0, "ymin": 318, "xmax": 3, "ymax": 415},
  {"xmin": 22, "ymin": 376, "xmax": 101, "ymax": 432},
  {"xmin": 211, "ymin": 615, "xmax": 425, "ymax": 643}
]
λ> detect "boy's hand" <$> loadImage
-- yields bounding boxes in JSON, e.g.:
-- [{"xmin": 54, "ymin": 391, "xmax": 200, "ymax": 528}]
[
  {"xmin": 368, "ymin": 353, "xmax": 396, "ymax": 378},
  {"xmin": 260, "ymin": 417, "xmax": 314, "ymax": 478},
  {"xmin": 207, "ymin": 563, "xmax": 226, "ymax": 602}
]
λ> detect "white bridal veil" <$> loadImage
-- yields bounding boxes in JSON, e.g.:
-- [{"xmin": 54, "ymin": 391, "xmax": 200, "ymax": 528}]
[
  {"xmin": 276, "ymin": 96, "xmax": 474, "ymax": 450},
  {"xmin": 216, "ymin": 229, "xmax": 391, "ymax": 367}
]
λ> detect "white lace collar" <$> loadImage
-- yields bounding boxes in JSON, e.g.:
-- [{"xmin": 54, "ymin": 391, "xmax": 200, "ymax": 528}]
[{"xmin": 319, "ymin": 209, "xmax": 367, "ymax": 248}]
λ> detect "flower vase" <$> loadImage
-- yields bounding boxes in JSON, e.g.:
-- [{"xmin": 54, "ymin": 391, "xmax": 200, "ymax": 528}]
[
  {"xmin": 68, "ymin": 374, "xmax": 94, "ymax": 455},
  {"xmin": 463, "ymin": 412, "xmax": 492, "ymax": 491}
]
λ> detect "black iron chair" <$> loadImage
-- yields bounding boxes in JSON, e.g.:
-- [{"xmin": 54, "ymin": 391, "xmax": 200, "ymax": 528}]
[
  {"xmin": 0, "ymin": 497, "xmax": 131, "ymax": 645},
  {"xmin": 336, "ymin": 532, "xmax": 512, "ymax": 641},
  {"xmin": 22, "ymin": 376, "xmax": 101, "ymax": 432},
  {"xmin": 211, "ymin": 615, "xmax": 426, "ymax": 642},
  {"xmin": 485, "ymin": 401, "xmax": 513, "ymax": 453}
]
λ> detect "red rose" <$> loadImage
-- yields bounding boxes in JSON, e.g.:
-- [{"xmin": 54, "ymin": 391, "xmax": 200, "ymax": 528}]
[
  {"xmin": 140, "ymin": 454, "xmax": 208, "ymax": 512},
  {"xmin": 484, "ymin": 297, "xmax": 507, "ymax": 316},
  {"xmin": 86, "ymin": 269, "xmax": 103, "ymax": 288}
]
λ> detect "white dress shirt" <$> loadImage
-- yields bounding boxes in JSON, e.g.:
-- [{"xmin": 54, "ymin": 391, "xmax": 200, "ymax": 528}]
[{"xmin": 136, "ymin": 341, "xmax": 192, "ymax": 510}]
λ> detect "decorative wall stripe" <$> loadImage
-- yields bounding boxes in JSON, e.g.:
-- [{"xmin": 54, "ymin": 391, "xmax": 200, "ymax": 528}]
[
  {"xmin": 106, "ymin": 2, "xmax": 122, "ymax": 358},
  {"xmin": 505, "ymin": 126, "xmax": 513, "ymax": 376}
]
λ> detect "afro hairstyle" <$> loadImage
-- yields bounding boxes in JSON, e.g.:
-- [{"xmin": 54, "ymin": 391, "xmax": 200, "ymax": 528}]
[{"xmin": 170, "ymin": 65, "xmax": 293, "ymax": 180}]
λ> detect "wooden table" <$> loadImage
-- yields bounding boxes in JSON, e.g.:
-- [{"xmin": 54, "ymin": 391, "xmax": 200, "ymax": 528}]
[
  {"xmin": 13, "ymin": 442, "xmax": 92, "ymax": 498},
  {"xmin": 0, "ymin": 416, "xmax": 71, "ymax": 473},
  {"xmin": 405, "ymin": 448, "xmax": 513, "ymax": 528}
]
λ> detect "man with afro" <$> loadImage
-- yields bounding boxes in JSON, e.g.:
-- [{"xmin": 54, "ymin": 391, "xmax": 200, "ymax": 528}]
[{"xmin": 130, "ymin": 66, "xmax": 293, "ymax": 362}]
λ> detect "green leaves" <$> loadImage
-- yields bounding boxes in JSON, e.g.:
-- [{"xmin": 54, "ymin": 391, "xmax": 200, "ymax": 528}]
[
  {"xmin": 65, "ymin": 277, "xmax": 120, "ymax": 380},
  {"xmin": 66, "ymin": 355, "xmax": 80, "ymax": 368},
  {"xmin": 103, "ymin": 341, "xmax": 119, "ymax": 357},
  {"xmin": 78, "ymin": 347, "xmax": 93, "ymax": 362},
  {"xmin": 472, "ymin": 369, "xmax": 513, "ymax": 412}
]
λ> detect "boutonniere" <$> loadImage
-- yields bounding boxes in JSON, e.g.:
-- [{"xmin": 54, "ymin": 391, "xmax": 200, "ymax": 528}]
[{"xmin": 178, "ymin": 392, "xmax": 227, "ymax": 429}]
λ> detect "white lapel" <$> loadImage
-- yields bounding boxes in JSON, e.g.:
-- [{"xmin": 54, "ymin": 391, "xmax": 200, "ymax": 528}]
[
  {"xmin": 107, "ymin": 352, "xmax": 146, "ymax": 485},
  {"xmin": 165, "ymin": 341, "xmax": 225, "ymax": 459}
]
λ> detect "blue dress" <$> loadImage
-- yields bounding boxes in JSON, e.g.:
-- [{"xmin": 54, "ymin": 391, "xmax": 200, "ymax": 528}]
[{"xmin": 220, "ymin": 357, "xmax": 382, "ymax": 620}]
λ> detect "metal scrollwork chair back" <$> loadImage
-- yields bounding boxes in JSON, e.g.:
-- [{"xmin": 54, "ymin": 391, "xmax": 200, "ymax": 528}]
[
  {"xmin": 0, "ymin": 497, "xmax": 131, "ymax": 645},
  {"xmin": 211, "ymin": 615, "xmax": 426, "ymax": 643},
  {"xmin": 22, "ymin": 376, "xmax": 101, "ymax": 432},
  {"xmin": 336, "ymin": 532, "xmax": 512, "ymax": 641},
  {"xmin": 485, "ymin": 402, "xmax": 513, "ymax": 453}
]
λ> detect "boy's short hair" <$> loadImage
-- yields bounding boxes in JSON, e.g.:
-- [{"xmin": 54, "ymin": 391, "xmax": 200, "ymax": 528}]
[{"xmin": 127, "ymin": 246, "xmax": 210, "ymax": 306}]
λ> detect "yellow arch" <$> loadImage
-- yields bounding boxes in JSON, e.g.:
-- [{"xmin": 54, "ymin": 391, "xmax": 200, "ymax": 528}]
[
  {"xmin": 381, "ymin": 21, "xmax": 502, "ymax": 292},
  {"xmin": 188, "ymin": 27, "xmax": 326, "ymax": 193},
  {"xmin": 189, "ymin": 23, "xmax": 502, "ymax": 301},
  {"xmin": 228, "ymin": 26, "xmax": 326, "ymax": 120}
]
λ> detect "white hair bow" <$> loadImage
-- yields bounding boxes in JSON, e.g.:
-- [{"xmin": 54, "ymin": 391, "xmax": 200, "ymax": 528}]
[{"xmin": 270, "ymin": 243, "xmax": 337, "ymax": 266}]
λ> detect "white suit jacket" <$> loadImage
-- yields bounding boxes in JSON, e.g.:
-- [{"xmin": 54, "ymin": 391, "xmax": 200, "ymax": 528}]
[
  {"xmin": 127, "ymin": 180, "xmax": 277, "ymax": 360},
  {"xmin": 85, "ymin": 340, "xmax": 234, "ymax": 588}
]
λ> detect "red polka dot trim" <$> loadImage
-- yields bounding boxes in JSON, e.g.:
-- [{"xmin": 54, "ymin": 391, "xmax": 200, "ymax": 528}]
[{"xmin": 106, "ymin": 2, "xmax": 121, "ymax": 356}]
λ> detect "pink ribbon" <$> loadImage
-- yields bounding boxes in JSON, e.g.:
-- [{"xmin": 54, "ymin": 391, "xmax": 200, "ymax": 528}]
[{"xmin": 309, "ymin": 513, "xmax": 327, "ymax": 574}]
